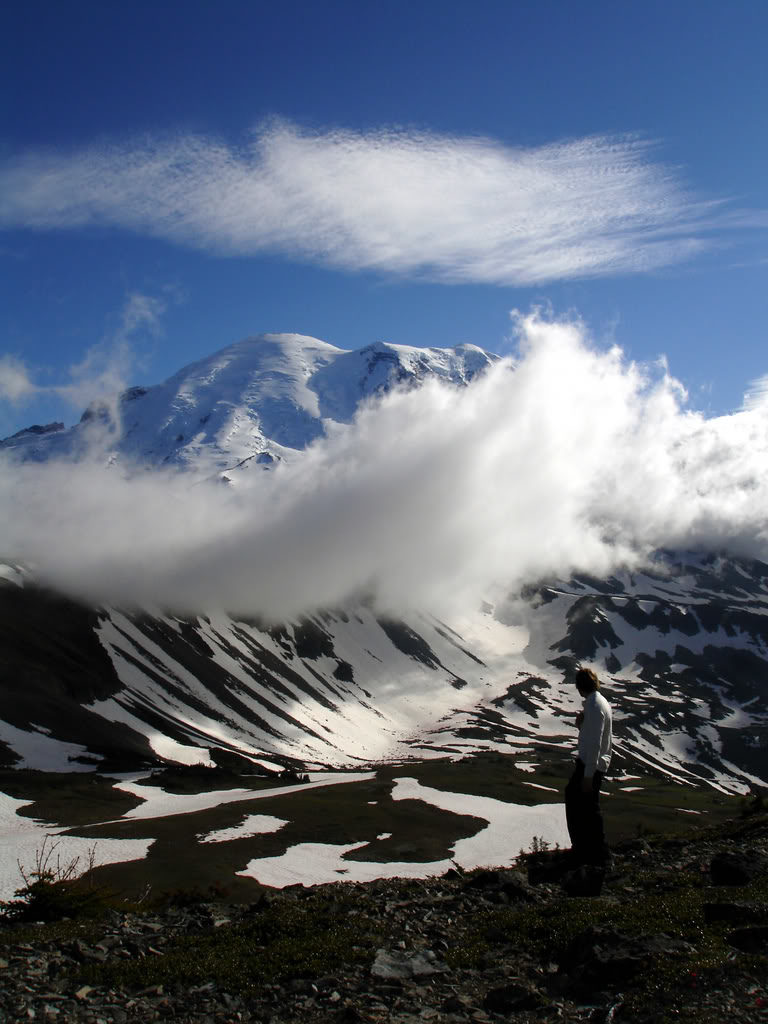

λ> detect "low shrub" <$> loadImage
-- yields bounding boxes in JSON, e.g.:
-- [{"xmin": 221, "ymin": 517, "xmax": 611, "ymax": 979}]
[{"xmin": 0, "ymin": 836, "xmax": 108, "ymax": 923}]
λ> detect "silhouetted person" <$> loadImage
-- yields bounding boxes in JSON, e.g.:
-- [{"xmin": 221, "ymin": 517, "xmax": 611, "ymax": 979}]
[{"xmin": 565, "ymin": 666, "xmax": 612, "ymax": 866}]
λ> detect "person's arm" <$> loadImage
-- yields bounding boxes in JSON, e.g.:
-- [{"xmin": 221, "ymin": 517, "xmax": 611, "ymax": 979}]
[{"xmin": 579, "ymin": 697, "xmax": 606, "ymax": 791}]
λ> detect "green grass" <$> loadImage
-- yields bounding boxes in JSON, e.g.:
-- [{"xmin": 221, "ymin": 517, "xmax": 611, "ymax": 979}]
[
  {"xmin": 76, "ymin": 893, "xmax": 383, "ymax": 994},
  {"xmin": 0, "ymin": 769, "xmax": 143, "ymax": 826}
]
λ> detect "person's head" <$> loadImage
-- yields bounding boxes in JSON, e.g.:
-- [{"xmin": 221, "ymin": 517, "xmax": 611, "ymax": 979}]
[{"xmin": 574, "ymin": 666, "xmax": 600, "ymax": 696}]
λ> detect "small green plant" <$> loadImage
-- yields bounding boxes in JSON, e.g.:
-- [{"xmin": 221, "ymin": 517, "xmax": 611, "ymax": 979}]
[
  {"xmin": 0, "ymin": 836, "xmax": 104, "ymax": 923},
  {"xmin": 518, "ymin": 835, "xmax": 552, "ymax": 860},
  {"xmin": 530, "ymin": 835, "xmax": 551, "ymax": 854}
]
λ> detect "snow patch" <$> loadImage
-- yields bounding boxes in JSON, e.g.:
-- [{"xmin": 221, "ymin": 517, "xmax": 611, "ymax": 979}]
[
  {"xmin": 0, "ymin": 792, "xmax": 153, "ymax": 902},
  {"xmin": 0, "ymin": 721, "xmax": 95, "ymax": 773},
  {"xmin": 114, "ymin": 772, "xmax": 375, "ymax": 821},
  {"xmin": 197, "ymin": 814, "xmax": 288, "ymax": 844}
]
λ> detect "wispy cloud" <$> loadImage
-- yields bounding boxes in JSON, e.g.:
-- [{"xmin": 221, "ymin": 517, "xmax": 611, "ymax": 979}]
[
  {"xmin": 2, "ymin": 311, "xmax": 768, "ymax": 619},
  {"xmin": 743, "ymin": 373, "xmax": 768, "ymax": 411},
  {"xmin": 0, "ymin": 121, "xmax": 744, "ymax": 285},
  {"xmin": 0, "ymin": 355, "xmax": 37, "ymax": 403},
  {"xmin": 59, "ymin": 290, "xmax": 169, "ymax": 413},
  {"xmin": 0, "ymin": 290, "xmax": 169, "ymax": 416}
]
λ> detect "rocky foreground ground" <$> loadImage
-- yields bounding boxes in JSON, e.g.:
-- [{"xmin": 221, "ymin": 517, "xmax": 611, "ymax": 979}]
[{"xmin": 1, "ymin": 808, "xmax": 767, "ymax": 1024}]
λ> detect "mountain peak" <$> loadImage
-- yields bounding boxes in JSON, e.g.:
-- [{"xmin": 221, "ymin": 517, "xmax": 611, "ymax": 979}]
[{"xmin": 0, "ymin": 334, "xmax": 498, "ymax": 475}]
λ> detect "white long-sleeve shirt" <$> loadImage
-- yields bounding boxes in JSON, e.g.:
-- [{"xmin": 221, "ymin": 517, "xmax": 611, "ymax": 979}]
[{"xmin": 578, "ymin": 690, "xmax": 612, "ymax": 776}]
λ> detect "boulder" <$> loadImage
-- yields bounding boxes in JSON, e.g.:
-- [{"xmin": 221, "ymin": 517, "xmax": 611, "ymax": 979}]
[
  {"xmin": 370, "ymin": 949, "xmax": 448, "ymax": 980},
  {"xmin": 710, "ymin": 850, "xmax": 768, "ymax": 886},
  {"xmin": 559, "ymin": 926, "xmax": 696, "ymax": 993},
  {"xmin": 462, "ymin": 868, "xmax": 535, "ymax": 903},
  {"xmin": 483, "ymin": 981, "xmax": 544, "ymax": 1013},
  {"xmin": 725, "ymin": 926, "xmax": 768, "ymax": 954},
  {"xmin": 703, "ymin": 901, "xmax": 768, "ymax": 925}
]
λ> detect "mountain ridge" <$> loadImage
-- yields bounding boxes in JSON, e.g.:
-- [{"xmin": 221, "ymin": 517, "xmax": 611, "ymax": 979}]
[{"xmin": 1, "ymin": 546, "xmax": 767, "ymax": 795}]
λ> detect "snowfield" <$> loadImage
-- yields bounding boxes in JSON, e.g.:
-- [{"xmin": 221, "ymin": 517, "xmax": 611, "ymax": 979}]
[
  {"xmin": 0, "ymin": 771, "xmax": 567, "ymax": 900},
  {"xmin": 241, "ymin": 776, "xmax": 570, "ymax": 888}
]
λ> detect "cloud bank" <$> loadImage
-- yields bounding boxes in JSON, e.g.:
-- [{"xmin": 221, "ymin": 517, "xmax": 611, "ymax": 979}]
[
  {"xmin": 0, "ymin": 121, "xmax": 733, "ymax": 285},
  {"xmin": 2, "ymin": 312, "xmax": 768, "ymax": 619}
]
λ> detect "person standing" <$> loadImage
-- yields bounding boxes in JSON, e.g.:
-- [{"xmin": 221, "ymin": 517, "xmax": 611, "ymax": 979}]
[{"xmin": 565, "ymin": 666, "xmax": 612, "ymax": 867}]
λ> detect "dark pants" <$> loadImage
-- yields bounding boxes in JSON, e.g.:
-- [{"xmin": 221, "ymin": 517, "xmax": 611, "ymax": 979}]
[{"xmin": 565, "ymin": 759, "xmax": 609, "ymax": 866}]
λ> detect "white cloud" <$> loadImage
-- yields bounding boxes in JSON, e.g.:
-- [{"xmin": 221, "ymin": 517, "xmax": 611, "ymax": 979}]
[
  {"xmin": 1, "ymin": 311, "xmax": 768, "ymax": 619},
  {"xmin": 58, "ymin": 290, "xmax": 168, "ymax": 414},
  {"xmin": 742, "ymin": 373, "xmax": 768, "ymax": 411},
  {"xmin": 118, "ymin": 291, "xmax": 168, "ymax": 338},
  {"xmin": 0, "ymin": 355, "xmax": 37, "ymax": 403},
  {"xmin": 0, "ymin": 121, "xmax": 738, "ymax": 285},
  {"xmin": 0, "ymin": 291, "xmax": 169, "ymax": 418}
]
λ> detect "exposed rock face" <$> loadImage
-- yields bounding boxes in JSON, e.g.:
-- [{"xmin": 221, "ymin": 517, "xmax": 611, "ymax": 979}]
[
  {"xmin": 1, "ymin": 421, "xmax": 64, "ymax": 441},
  {"xmin": 0, "ymin": 583, "xmax": 157, "ymax": 770}
]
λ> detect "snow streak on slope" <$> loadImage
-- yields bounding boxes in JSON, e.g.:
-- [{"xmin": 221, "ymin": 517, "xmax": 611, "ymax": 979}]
[
  {"xmin": 88, "ymin": 606, "xmax": 505, "ymax": 769},
  {"xmin": 2, "ymin": 550, "xmax": 766, "ymax": 793},
  {"xmin": 491, "ymin": 552, "xmax": 768, "ymax": 793}
]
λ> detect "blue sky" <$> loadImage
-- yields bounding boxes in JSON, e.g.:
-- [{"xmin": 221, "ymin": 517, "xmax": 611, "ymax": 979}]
[{"xmin": 1, "ymin": 0, "xmax": 766, "ymax": 439}]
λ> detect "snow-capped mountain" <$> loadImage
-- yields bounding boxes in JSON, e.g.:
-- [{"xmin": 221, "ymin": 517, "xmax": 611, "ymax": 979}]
[
  {"xmin": 0, "ymin": 334, "xmax": 495, "ymax": 476},
  {"xmin": 1, "ymin": 549, "xmax": 767, "ymax": 794},
  {"xmin": 1, "ymin": 334, "xmax": 767, "ymax": 794}
]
